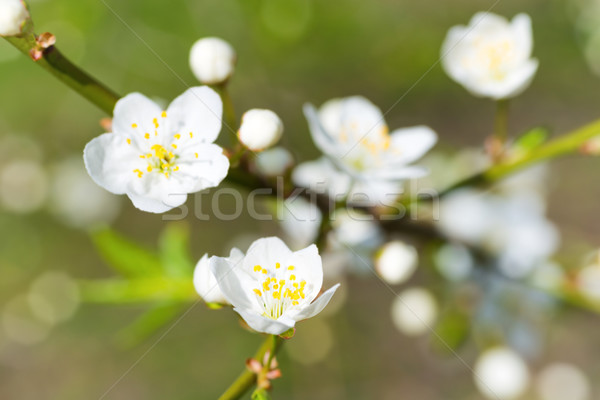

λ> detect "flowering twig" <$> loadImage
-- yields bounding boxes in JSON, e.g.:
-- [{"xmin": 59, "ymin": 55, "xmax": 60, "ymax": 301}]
[{"xmin": 218, "ymin": 335, "xmax": 284, "ymax": 400}]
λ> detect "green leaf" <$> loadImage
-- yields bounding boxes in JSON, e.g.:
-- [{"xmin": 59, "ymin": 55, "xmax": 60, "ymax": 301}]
[
  {"xmin": 251, "ymin": 388, "xmax": 271, "ymax": 400},
  {"xmin": 513, "ymin": 127, "xmax": 549, "ymax": 153},
  {"xmin": 158, "ymin": 222, "xmax": 194, "ymax": 278},
  {"xmin": 78, "ymin": 278, "xmax": 195, "ymax": 303},
  {"xmin": 90, "ymin": 227, "xmax": 162, "ymax": 278},
  {"xmin": 116, "ymin": 301, "xmax": 187, "ymax": 348}
]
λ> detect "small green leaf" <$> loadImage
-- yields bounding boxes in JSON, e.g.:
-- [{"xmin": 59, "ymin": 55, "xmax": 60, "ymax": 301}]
[
  {"xmin": 159, "ymin": 222, "xmax": 194, "ymax": 278},
  {"xmin": 90, "ymin": 227, "xmax": 162, "ymax": 278},
  {"xmin": 251, "ymin": 388, "xmax": 271, "ymax": 400},
  {"xmin": 78, "ymin": 278, "xmax": 195, "ymax": 303},
  {"xmin": 513, "ymin": 127, "xmax": 549, "ymax": 152}
]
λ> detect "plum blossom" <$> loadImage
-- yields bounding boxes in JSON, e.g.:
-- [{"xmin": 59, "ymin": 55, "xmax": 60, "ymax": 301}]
[
  {"xmin": 441, "ymin": 12, "xmax": 538, "ymax": 99},
  {"xmin": 210, "ymin": 237, "xmax": 340, "ymax": 335},
  {"xmin": 0, "ymin": 0, "xmax": 29, "ymax": 37},
  {"xmin": 293, "ymin": 96, "xmax": 437, "ymax": 204},
  {"xmin": 84, "ymin": 87, "xmax": 229, "ymax": 213}
]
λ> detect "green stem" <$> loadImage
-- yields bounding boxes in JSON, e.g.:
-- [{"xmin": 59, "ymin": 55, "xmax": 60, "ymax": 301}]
[
  {"xmin": 5, "ymin": 35, "xmax": 119, "ymax": 115},
  {"xmin": 438, "ymin": 118, "xmax": 600, "ymax": 198},
  {"xmin": 218, "ymin": 335, "xmax": 284, "ymax": 400},
  {"xmin": 494, "ymin": 99, "xmax": 509, "ymax": 143}
]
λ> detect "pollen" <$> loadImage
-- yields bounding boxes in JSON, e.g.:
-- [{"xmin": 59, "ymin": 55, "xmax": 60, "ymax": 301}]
[
  {"xmin": 153, "ymin": 118, "xmax": 159, "ymax": 128},
  {"xmin": 174, "ymin": 134, "xmax": 181, "ymax": 140},
  {"xmin": 288, "ymin": 266, "xmax": 294, "ymax": 271},
  {"xmin": 276, "ymin": 263, "xmax": 281, "ymax": 269},
  {"xmin": 126, "ymin": 138, "xmax": 131, "ymax": 145},
  {"xmin": 131, "ymin": 123, "xmax": 138, "ymax": 128},
  {"xmin": 171, "ymin": 144, "xmax": 177, "ymax": 149},
  {"xmin": 189, "ymin": 132, "xmax": 193, "ymax": 138},
  {"xmin": 161, "ymin": 111, "xmax": 167, "ymax": 118},
  {"xmin": 194, "ymin": 153, "xmax": 198, "ymax": 158},
  {"xmin": 254, "ymin": 265, "xmax": 262, "ymax": 272},
  {"xmin": 144, "ymin": 133, "xmax": 150, "ymax": 139},
  {"xmin": 253, "ymin": 289, "xmax": 262, "ymax": 297},
  {"xmin": 133, "ymin": 169, "xmax": 143, "ymax": 178}
]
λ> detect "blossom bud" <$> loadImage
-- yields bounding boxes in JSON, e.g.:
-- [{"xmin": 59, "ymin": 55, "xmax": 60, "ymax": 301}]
[
  {"xmin": 238, "ymin": 109, "xmax": 284, "ymax": 151},
  {"xmin": 189, "ymin": 37, "xmax": 236, "ymax": 85},
  {"xmin": 0, "ymin": 0, "xmax": 29, "ymax": 37},
  {"xmin": 375, "ymin": 240, "xmax": 418, "ymax": 285}
]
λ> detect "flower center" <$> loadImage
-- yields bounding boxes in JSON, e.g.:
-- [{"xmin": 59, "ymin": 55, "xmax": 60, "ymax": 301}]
[
  {"xmin": 251, "ymin": 263, "xmax": 307, "ymax": 320},
  {"xmin": 126, "ymin": 111, "xmax": 185, "ymax": 179},
  {"xmin": 469, "ymin": 37, "xmax": 516, "ymax": 80},
  {"xmin": 341, "ymin": 123, "xmax": 391, "ymax": 170}
]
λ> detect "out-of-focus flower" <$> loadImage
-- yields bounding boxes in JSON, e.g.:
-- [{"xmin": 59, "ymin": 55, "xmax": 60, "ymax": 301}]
[
  {"xmin": 189, "ymin": 37, "xmax": 236, "ymax": 85},
  {"xmin": 434, "ymin": 243, "xmax": 474, "ymax": 281},
  {"xmin": 576, "ymin": 252, "xmax": 600, "ymax": 301},
  {"xmin": 535, "ymin": 363, "xmax": 591, "ymax": 400},
  {"xmin": 293, "ymin": 96, "xmax": 437, "ymax": 204},
  {"xmin": 49, "ymin": 157, "xmax": 120, "ymax": 228},
  {"xmin": 254, "ymin": 147, "xmax": 293, "ymax": 176},
  {"xmin": 84, "ymin": 87, "xmax": 229, "ymax": 213},
  {"xmin": 28, "ymin": 271, "xmax": 80, "ymax": 325},
  {"xmin": 238, "ymin": 109, "xmax": 283, "ymax": 151},
  {"xmin": 279, "ymin": 196, "xmax": 322, "ymax": 250},
  {"xmin": 375, "ymin": 241, "xmax": 418, "ymax": 285},
  {"xmin": 438, "ymin": 188, "xmax": 559, "ymax": 279},
  {"xmin": 210, "ymin": 237, "xmax": 340, "ymax": 335},
  {"xmin": 390, "ymin": 287, "xmax": 438, "ymax": 336},
  {"xmin": 441, "ymin": 12, "xmax": 538, "ymax": 99},
  {"xmin": 0, "ymin": 0, "xmax": 29, "ymax": 37},
  {"xmin": 473, "ymin": 347, "xmax": 530, "ymax": 400},
  {"xmin": 0, "ymin": 159, "xmax": 48, "ymax": 214},
  {"xmin": 193, "ymin": 250, "xmax": 241, "ymax": 305}
]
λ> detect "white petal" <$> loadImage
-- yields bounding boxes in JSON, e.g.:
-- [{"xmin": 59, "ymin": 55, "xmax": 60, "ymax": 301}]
[
  {"xmin": 469, "ymin": 12, "xmax": 509, "ymax": 32},
  {"xmin": 303, "ymin": 103, "xmax": 339, "ymax": 158},
  {"xmin": 284, "ymin": 244, "xmax": 323, "ymax": 303},
  {"xmin": 466, "ymin": 59, "xmax": 538, "ymax": 99},
  {"xmin": 511, "ymin": 13, "xmax": 533, "ymax": 61},
  {"xmin": 193, "ymin": 254, "xmax": 229, "ymax": 304},
  {"xmin": 384, "ymin": 126, "xmax": 437, "ymax": 166},
  {"xmin": 363, "ymin": 166, "xmax": 429, "ymax": 181},
  {"xmin": 233, "ymin": 307, "xmax": 295, "ymax": 335},
  {"xmin": 292, "ymin": 158, "xmax": 352, "ymax": 199},
  {"xmin": 242, "ymin": 237, "xmax": 293, "ymax": 274},
  {"xmin": 291, "ymin": 284, "xmax": 340, "ymax": 321},
  {"xmin": 175, "ymin": 143, "xmax": 229, "ymax": 192},
  {"xmin": 83, "ymin": 133, "xmax": 139, "ymax": 195},
  {"xmin": 127, "ymin": 190, "xmax": 187, "ymax": 214},
  {"xmin": 347, "ymin": 179, "xmax": 404, "ymax": 205},
  {"xmin": 166, "ymin": 86, "xmax": 223, "ymax": 143},
  {"xmin": 112, "ymin": 93, "xmax": 163, "ymax": 138},
  {"xmin": 441, "ymin": 25, "xmax": 472, "ymax": 83},
  {"xmin": 210, "ymin": 255, "xmax": 258, "ymax": 311}
]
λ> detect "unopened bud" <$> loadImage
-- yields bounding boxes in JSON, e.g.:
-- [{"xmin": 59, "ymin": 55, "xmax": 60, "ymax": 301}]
[
  {"xmin": 238, "ymin": 109, "xmax": 283, "ymax": 151},
  {"xmin": 189, "ymin": 37, "xmax": 236, "ymax": 85}
]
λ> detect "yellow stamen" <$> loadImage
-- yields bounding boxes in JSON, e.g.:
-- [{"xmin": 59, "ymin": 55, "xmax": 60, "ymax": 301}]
[
  {"xmin": 161, "ymin": 111, "xmax": 167, "ymax": 118},
  {"xmin": 131, "ymin": 123, "xmax": 138, "ymax": 128},
  {"xmin": 174, "ymin": 134, "xmax": 181, "ymax": 140}
]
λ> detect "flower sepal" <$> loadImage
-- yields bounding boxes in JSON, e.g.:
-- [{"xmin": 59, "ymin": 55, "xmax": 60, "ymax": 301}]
[
  {"xmin": 205, "ymin": 301, "xmax": 228, "ymax": 310},
  {"xmin": 278, "ymin": 327, "xmax": 295, "ymax": 339},
  {"xmin": 246, "ymin": 351, "xmax": 282, "ymax": 391}
]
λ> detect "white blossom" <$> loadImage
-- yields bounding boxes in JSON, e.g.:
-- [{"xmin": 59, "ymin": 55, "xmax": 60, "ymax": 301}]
[
  {"xmin": 473, "ymin": 347, "xmax": 530, "ymax": 400},
  {"xmin": 294, "ymin": 96, "xmax": 436, "ymax": 204},
  {"xmin": 441, "ymin": 12, "xmax": 538, "ymax": 99},
  {"xmin": 84, "ymin": 87, "xmax": 229, "ymax": 213},
  {"xmin": 0, "ymin": 0, "xmax": 28, "ymax": 37},
  {"xmin": 238, "ymin": 109, "xmax": 283, "ymax": 151},
  {"xmin": 189, "ymin": 37, "xmax": 236, "ymax": 85},
  {"xmin": 375, "ymin": 241, "xmax": 418, "ymax": 285},
  {"xmin": 193, "ymin": 250, "xmax": 242, "ymax": 305},
  {"xmin": 210, "ymin": 237, "xmax": 340, "ymax": 335}
]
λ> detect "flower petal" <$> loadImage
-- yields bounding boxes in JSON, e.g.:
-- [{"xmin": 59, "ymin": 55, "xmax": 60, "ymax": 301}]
[
  {"xmin": 290, "ymin": 283, "xmax": 340, "ymax": 321},
  {"xmin": 292, "ymin": 157, "xmax": 352, "ymax": 199},
  {"xmin": 193, "ymin": 254, "xmax": 229, "ymax": 304},
  {"xmin": 112, "ymin": 93, "xmax": 163, "ymax": 138},
  {"xmin": 303, "ymin": 103, "xmax": 339, "ymax": 158},
  {"xmin": 233, "ymin": 307, "xmax": 296, "ymax": 335},
  {"xmin": 511, "ymin": 13, "xmax": 533, "ymax": 62},
  {"xmin": 175, "ymin": 143, "xmax": 230, "ymax": 192},
  {"xmin": 284, "ymin": 244, "xmax": 323, "ymax": 303},
  {"xmin": 210, "ymin": 255, "xmax": 258, "ymax": 312},
  {"xmin": 385, "ymin": 126, "xmax": 437, "ymax": 166},
  {"xmin": 243, "ymin": 237, "xmax": 293, "ymax": 274},
  {"xmin": 166, "ymin": 86, "xmax": 223, "ymax": 143},
  {"xmin": 83, "ymin": 133, "xmax": 139, "ymax": 195}
]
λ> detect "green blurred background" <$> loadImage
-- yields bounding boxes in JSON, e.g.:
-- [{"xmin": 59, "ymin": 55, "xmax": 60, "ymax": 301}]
[{"xmin": 1, "ymin": 0, "xmax": 600, "ymax": 398}]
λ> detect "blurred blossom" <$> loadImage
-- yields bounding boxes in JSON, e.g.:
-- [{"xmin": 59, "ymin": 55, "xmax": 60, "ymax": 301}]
[
  {"xmin": 0, "ymin": 159, "xmax": 48, "ymax": 214},
  {"xmin": 238, "ymin": 109, "xmax": 283, "ymax": 151},
  {"xmin": 279, "ymin": 196, "xmax": 322, "ymax": 250},
  {"xmin": 535, "ymin": 363, "xmax": 591, "ymax": 400},
  {"xmin": 209, "ymin": 237, "xmax": 340, "ymax": 335},
  {"xmin": 442, "ymin": 12, "xmax": 538, "ymax": 99},
  {"xmin": 254, "ymin": 146, "xmax": 293, "ymax": 177},
  {"xmin": 576, "ymin": 261, "xmax": 600, "ymax": 301},
  {"xmin": 84, "ymin": 87, "xmax": 229, "ymax": 213},
  {"xmin": 27, "ymin": 271, "xmax": 80, "ymax": 325},
  {"xmin": 438, "ymin": 183, "xmax": 559, "ymax": 279},
  {"xmin": 49, "ymin": 157, "xmax": 120, "ymax": 228},
  {"xmin": 193, "ymin": 251, "xmax": 234, "ymax": 305},
  {"xmin": 434, "ymin": 243, "xmax": 474, "ymax": 282},
  {"xmin": 294, "ymin": 96, "xmax": 437, "ymax": 205},
  {"xmin": 2, "ymin": 295, "xmax": 52, "ymax": 346},
  {"xmin": 529, "ymin": 261, "xmax": 565, "ymax": 291},
  {"xmin": 375, "ymin": 241, "xmax": 418, "ymax": 285},
  {"xmin": 473, "ymin": 347, "xmax": 530, "ymax": 400},
  {"xmin": 390, "ymin": 287, "xmax": 438, "ymax": 336},
  {"xmin": 285, "ymin": 319, "xmax": 333, "ymax": 365},
  {"xmin": 189, "ymin": 37, "xmax": 236, "ymax": 85}
]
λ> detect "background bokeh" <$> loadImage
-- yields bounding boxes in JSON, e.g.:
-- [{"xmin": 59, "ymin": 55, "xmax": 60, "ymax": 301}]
[{"xmin": 1, "ymin": 0, "xmax": 600, "ymax": 399}]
